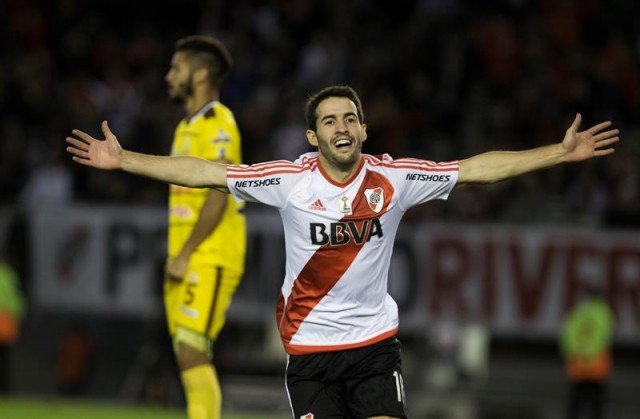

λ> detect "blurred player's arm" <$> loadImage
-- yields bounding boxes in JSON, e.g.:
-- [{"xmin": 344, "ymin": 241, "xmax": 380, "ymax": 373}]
[
  {"xmin": 66, "ymin": 121, "xmax": 229, "ymax": 192},
  {"xmin": 457, "ymin": 114, "xmax": 619, "ymax": 186},
  {"xmin": 167, "ymin": 187, "xmax": 227, "ymax": 280}
]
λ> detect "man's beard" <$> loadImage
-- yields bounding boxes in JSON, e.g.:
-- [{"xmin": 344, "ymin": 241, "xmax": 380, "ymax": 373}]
[
  {"xmin": 317, "ymin": 136, "xmax": 362, "ymax": 170},
  {"xmin": 169, "ymin": 74, "xmax": 194, "ymax": 104}
]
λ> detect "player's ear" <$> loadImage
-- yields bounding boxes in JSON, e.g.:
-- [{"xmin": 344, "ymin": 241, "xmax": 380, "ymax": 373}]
[
  {"xmin": 193, "ymin": 67, "xmax": 208, "ymax": 84},
  {"xmin": 306, "ymin": 129, "xmax": 318, "ymax": 147},
  {"xmin": 361, "ymin": 123, "xmax": 367, "ymax": 142}
]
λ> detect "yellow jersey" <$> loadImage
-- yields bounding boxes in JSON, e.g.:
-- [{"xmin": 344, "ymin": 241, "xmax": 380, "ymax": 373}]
[{"xmin": 168, "ymin": 101, "xmax": 245, "ymax": 271}]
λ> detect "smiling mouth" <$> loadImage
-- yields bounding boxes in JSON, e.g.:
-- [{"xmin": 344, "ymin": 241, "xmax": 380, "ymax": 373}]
[{"xmin": 334, "ymin": 137, "xmax": 353, "ymax": 149}]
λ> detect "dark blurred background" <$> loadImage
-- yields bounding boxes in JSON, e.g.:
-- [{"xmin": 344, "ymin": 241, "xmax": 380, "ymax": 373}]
[{"xmin": 0, "ymin": 0, "xmax": 638, "ymax": 418}]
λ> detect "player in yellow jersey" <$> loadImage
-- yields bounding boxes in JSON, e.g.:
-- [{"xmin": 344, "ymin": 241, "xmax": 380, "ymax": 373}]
[{"xmin": 164, "ymin": 35, "xmax": 245, "ymax": 419}]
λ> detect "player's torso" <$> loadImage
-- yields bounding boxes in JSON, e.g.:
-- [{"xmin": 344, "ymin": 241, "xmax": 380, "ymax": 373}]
[
  {"xmin": 282, "ymin": 163, "xmax": 403, "ymax": 305},
  {"xmin": 227, "ymin": 153, "xmax": 458, "ymax": 351},
  {"xmin": 275, "ymin": 162, "xmax": 405, "ymax": 350},
  {"xmin": 168, "ymin": 102, "xmax": 245, "ymax": 266}
]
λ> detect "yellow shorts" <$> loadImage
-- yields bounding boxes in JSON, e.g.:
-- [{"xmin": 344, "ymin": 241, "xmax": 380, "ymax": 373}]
[{"xmin": 164, "ymin": 262, "xmax": 242, "ymax": 342}]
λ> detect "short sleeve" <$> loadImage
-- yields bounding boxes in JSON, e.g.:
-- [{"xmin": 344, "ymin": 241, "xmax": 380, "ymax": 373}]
[
  {"xmin": 226, "ymin": 161, "xmax": 305, "ymax": 209},
  {"xmin": 379, "ymin": 157, "xmax": 459, "ymax": 210}
]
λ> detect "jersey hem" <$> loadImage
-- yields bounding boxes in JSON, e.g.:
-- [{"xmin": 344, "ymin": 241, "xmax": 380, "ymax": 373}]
[{"xmin": 283, "ymin": 327, "xmax": 398, "ymax": 355}]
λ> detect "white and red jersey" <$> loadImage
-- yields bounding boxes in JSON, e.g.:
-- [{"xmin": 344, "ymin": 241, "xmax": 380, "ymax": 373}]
[{"xmin": 227, "ymin": 152, "xmax": 459, "ymax": 355}]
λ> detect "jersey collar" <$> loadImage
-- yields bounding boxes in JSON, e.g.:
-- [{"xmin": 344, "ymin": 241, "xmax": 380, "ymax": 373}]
[
  {"xmin": 317, "ymin": 155, "xmax": 365, "ymax": 187},
  {"xmin": 185, "ymin": 100, "xmax": 218, "ymax": 123}
]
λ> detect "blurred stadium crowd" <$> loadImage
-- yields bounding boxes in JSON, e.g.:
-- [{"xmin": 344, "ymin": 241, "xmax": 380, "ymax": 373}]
[{"xmin": 1, "ymin": 0, "xmax": 638, "ymax": 227}]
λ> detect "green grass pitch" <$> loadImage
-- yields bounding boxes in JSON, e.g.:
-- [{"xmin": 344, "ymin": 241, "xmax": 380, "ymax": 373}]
[{"xmin": 0, "ymin": 397, "xmax": 287, "ymax": 419}]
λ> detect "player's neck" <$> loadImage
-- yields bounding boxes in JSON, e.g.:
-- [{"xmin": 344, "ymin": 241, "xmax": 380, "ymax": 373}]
[
  {"xmin": 184, "ymin": 89, "xmax": 219, "ymax": 117},
  {"xmin": 318, "ymin": 154, "xmax": 363, "ymax": 184}
]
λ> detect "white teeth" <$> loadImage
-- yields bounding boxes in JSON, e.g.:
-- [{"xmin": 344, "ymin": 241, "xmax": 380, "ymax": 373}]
[{"xmin": 336, "ymin": 139, "xmax": 351, "ymax": 147}]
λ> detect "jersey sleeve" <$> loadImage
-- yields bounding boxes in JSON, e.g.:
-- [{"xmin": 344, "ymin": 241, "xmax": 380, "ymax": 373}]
[
  {"xmin": 226, "ymin": 161, "xmax": 302, "ymax": 209},
  {"xmin": 383, "ymin": 156, "xmax": 459, "ymax": 210}
]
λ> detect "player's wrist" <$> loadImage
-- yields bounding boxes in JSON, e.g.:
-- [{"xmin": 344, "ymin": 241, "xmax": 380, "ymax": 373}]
[{"xmin": 178, "ymin": 248, "xmax": 195, "ymax": 259}]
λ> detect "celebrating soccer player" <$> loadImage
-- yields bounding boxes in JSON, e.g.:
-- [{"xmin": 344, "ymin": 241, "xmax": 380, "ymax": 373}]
[{"xmin": 66, "ymin": 85, "xmax": 619, "ymax": 419}]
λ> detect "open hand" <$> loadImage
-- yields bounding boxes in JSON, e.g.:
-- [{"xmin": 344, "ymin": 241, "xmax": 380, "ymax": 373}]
[
  {"xmin": 562, "ymin": 114, "xmax": 620, "ymax": 162},
  {"xmin": 66, "ymin": 120, "xmax": 123, "ymax": 170}
]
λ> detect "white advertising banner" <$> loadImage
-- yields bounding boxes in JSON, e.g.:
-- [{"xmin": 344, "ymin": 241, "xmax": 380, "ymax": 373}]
[
  {"xmin": 30, "ymin": 205, "xmax": 167, "ymax": 317},
  {"xmin": 29, "ymin": 206, "xmax": 640, "ymax": 340}
]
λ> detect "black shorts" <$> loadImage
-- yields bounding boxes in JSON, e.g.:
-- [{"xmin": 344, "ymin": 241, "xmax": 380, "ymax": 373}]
[{"xmin": 286, "ymin": 337, "xmax": 407, "ymax": 418}]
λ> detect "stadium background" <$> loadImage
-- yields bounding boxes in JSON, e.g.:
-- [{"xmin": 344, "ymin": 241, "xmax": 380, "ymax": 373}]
[{"xmin": 1, "ymin": 0, "xmax": 639, "ymax": 418}]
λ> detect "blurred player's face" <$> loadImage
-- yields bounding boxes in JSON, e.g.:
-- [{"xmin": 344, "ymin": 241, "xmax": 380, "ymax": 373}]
[
  {"xmin": 306, "ymin": 97, "xmax": 367, "ymax": 172},
  {"xmin": 165, "ymin": 52, "xmax": 194, "ymax": 103}
]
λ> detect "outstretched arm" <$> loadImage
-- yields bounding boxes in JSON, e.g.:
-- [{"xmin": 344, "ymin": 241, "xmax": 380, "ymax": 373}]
[
  {"xmin": 457, "ymin": 114, "xmax": 620, "ymax": 186},
  {"xmin": 66, "ymin": 121, "xmax": 229, "ymax": 191}
]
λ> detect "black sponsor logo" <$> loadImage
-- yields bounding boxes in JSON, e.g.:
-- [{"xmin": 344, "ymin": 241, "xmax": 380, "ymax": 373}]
[
  {"xmin": 405, "ymin": 173, "xmax": 451, "ymax": 182},
  {"xmin": 310, "ymin": 218, "xmax": 383, "ymax": 246},
  {"xmin": 235, "ymin": 178, "xmax": 281, "ymax": 188}
]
